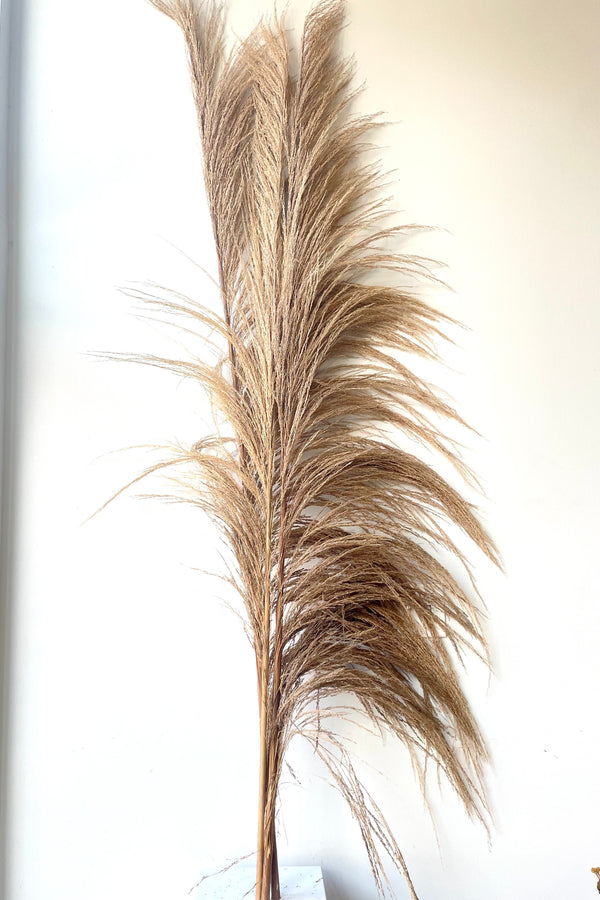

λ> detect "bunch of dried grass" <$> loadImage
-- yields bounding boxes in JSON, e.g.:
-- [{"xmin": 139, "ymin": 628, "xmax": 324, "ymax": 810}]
[{"xmin": 120, "ymin": 1, "xmax": 500, "ymax": 897}]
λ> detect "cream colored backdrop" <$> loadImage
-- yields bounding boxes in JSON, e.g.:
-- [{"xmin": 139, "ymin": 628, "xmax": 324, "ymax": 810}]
[{"xmin": 6, "ymin": 1, "xmax": 599, "ymax": 898}]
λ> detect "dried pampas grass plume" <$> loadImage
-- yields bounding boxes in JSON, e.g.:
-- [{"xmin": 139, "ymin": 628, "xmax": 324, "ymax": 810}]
[{"xmin": 117, "ymin": 1, "xmax": 501, "ymax": 897}]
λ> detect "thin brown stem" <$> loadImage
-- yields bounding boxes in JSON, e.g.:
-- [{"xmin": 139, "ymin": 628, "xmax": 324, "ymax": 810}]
[
  {"xmin": 270, "ymin": 826, "xmax": 280, "ymax": 900},
  {"xmin": 256, "ymin": 361, "xmax": 276, "ymax": 899},
  {"xmin": 266, "ymin": 436, "xmax": 287, "ymax": 895},
  {"xmin": 255, "ymin": 488, "xmax": 272, "ymax": 899}
]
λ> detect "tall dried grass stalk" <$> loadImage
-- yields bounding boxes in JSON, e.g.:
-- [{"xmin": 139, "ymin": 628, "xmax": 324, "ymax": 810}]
[{"xmin": 126, "ymin": 1, "xmax": 500, "ymax": 897}]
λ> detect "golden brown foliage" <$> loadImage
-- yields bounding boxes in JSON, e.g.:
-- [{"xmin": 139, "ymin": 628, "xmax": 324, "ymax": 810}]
[{"xmin": 128, "ymin": 1, "xmax": 501, "ymax": 897}]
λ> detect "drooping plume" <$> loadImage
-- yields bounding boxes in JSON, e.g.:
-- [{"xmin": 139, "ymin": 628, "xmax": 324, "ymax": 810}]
[{"xmin": 127, "ymin": 2, "xmax": 500, "ymax": 897}]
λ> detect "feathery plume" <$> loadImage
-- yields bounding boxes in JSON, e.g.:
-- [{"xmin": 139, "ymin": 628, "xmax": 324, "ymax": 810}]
[{"xmin": 123, "ymin": 1, "xmax": 500, "ymax": 896}]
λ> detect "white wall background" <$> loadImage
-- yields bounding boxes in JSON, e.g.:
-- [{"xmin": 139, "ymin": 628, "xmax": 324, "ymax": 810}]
[{"xmin": 6, "ymin": 1, "xmax": 600, "ymax": 899}]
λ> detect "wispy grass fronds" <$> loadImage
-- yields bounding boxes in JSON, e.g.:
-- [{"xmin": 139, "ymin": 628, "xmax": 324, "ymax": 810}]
[{"xmin": 125, "ymin": 2, "xmax": 501, "ymax": 897}]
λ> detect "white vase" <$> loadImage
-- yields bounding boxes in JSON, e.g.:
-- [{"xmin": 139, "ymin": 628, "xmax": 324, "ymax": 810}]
[{"xmin": 194, "ymin": 865, "xmax": 326, "ymax": 899}]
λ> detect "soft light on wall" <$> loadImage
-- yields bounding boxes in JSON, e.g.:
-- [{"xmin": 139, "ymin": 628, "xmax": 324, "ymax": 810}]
[{"xmin": 4, "ymin": 1, "xmax": 600, "ymax": 899}]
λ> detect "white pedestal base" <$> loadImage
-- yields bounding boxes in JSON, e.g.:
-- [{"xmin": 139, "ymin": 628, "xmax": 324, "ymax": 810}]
[{"xmin": 195, "ymin": 865, "xmax": 325, "ymax": 899}]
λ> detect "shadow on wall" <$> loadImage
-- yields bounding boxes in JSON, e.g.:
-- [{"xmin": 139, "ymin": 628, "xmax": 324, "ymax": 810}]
[{"xmin": 0, "ymin": 0, "xmax": 26, "ymax": 897}]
